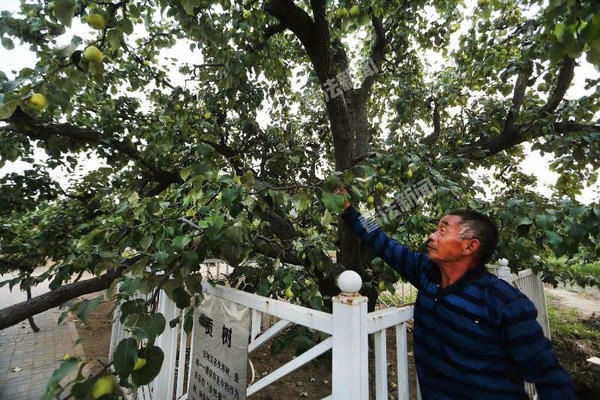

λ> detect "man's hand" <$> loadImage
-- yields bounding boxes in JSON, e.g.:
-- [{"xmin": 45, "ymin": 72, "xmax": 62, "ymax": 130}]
[{"xmin": 334, "ymin": 187, "xmax": 351, "ymax": 210}]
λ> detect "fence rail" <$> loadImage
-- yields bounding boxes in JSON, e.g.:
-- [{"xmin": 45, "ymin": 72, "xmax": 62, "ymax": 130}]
[{"xmin": 109, "ymin": 260, "xmax": 548, "ymax": 400}]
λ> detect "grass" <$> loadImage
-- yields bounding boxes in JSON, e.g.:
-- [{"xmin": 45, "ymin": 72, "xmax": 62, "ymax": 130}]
[
  {"xmin": 546, "ymin": 291, "xmax": 600, "ymax": 399},
  {"xmin": 576, "ymin": 263, "xmax": 600, "ymax": 280}
]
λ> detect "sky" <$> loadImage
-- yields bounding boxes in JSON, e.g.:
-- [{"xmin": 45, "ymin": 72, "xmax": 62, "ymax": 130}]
[{"xmin": 0, "ymin": 0, "xmax": 598, "ymax": 205}]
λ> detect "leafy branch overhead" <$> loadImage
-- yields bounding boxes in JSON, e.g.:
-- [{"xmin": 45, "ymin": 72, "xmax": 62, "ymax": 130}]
[{"xmin": 0, "ymin": 0, "xmax": 599, "ymax": 397}]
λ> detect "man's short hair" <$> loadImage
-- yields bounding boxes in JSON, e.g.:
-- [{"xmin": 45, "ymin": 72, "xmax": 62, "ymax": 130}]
[{"xmin": 447, "ymin": 209, "xmax": 499, "ymax": 264}]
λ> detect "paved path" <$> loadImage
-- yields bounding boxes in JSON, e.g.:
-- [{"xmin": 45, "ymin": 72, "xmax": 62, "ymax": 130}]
[
  {"xmin": 545, "ymin": 285, "xmax": 600, "ymax": 317},
  {"xmin": 0, "ymin": 270, "xmax": 84, "ymax": 400}
]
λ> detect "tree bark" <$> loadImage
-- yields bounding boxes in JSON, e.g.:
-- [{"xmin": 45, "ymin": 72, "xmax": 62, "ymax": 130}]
[
  {"xmin": 0, "ymin": 268, "xmax": 123, "ymax": 330},
  {"xmin": 26, "ymin": 288, "xmax": 40, "ymax": 332}
]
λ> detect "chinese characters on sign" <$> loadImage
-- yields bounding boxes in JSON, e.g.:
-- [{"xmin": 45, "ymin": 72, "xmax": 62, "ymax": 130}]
[
  {"xmin": 189, "ymin": 295, "xmax": 251, "ymax": 400},
  {"xmin": 359, "ymin": 178, "xmax": 436, "ymax": 233}
]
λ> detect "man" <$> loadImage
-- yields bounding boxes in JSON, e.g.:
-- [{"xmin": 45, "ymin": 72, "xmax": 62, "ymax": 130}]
[{"xmin": 338, "ymin": 192, "xmax": 575, "ymax": 399}]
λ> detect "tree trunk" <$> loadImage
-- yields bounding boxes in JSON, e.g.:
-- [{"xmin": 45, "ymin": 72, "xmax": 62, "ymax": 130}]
[
  {"xmin": 323, "ymin": 89, "xmax": 379, "ymax": 312},
  {"xmin": 26, "ymin": 288, "xmax": 40, "ymax": 332}
]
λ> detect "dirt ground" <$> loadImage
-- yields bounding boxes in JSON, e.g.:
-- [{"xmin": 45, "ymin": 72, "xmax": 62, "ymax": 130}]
[
  {"xmin": 545, "ymin": 285, "xmax": 600, "ymax": 317},
  {"xmin": 70, "ymin": 297, "xmax": 115, "ymax": 374},
  {"xmin": 247, "ymin": 326, "xmax": 418, "ymax": 400}
]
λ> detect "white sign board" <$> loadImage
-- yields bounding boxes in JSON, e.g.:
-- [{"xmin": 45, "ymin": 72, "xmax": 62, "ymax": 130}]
[{"xmin": 189, "ymin": 294, "xmax": 250, "ymax": 400}]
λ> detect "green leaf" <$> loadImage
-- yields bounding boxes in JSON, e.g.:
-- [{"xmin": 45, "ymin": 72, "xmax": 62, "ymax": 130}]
[
  {"xmin": 180, "ymin": 166, "xmax": 193, "ymax": 181},
  {"xmin": 197, "ymin": 142, "xmax": 214, "ymax": 156},
  {"xmin": 119, "ymin": 299, "xmax": 146, "ymax": 323},
  {"xmin": 106, "ymin": 29, "xmax": 122, "ymax": 51},
  {"xmin": 132, "ymin": 346, "xmax": 164, "ymax": 385},
  {"xmin": 206, "ymin": 214, "xmax": 224, "ymax": 239},
  {"xmin": 349, "ymin": 185, "xmax": 364, "ymax": 203},
  {"xmin": 153, "ymin": 250, "xmax": 169, "ymax": 265},
  {"xmin": 173, "ymin": 235, "xmax": 191, "ymax": 250},
  {"xmin": 181, "ymin": 0, "xmax": 202, "ymax": 15},
  {"xmin": 515, "ymin": 216, "xmax": 533, "ymax": 226},
  {"xmin": 118, "ymin": 18, "xmax": 134, "ymax": 35},
  {"xmin": 140, "ymin": 235, "xmax": 153, "ymax": 250},
  {"xmin": 321, "ymin": 192, "xmax": 345, "ymax": 214},
  {"xmin": 565, "ymin": 221, "xmax": 586, "ymax": 240},
  {"xmin": 172, "ymin": 287, "xmax": 191, "ymax": 308},
  {"xmin": 71, "ymin": 377, "xmax": 94, "ymax": 398},
  {"xmin": 554, "ymin": 23, "xmax": 566, "ymax": 42},
  {"xmin": 545, "ymin": 230, "xmax": 563, "ymax": 248},
  {"xmin": 76, "ymin": 296, "xmax": 103, "ymax": 323},
  {"xmin": 534, "ymin": 214, "xmax": 556, "ymax": 231},
  {"xmin": 0, "ymin": 100, "xmax": 18, "ymax": 120},
  {"xmin": 42, "ymin": 358, "xmax": 79, "ymax": 399},
  {"xmin": 54, "ymin": 0, "xmax": 75, "ymax": 26},
  {"xmin": 113, "ymin": 337, "xmax": 138, "ymax": 379},
  {"xmin": 126, "ymin": 313, "xmax": 166, "ymax": 343},
  {"xmin": 320, "ymin": 209, "xmax": 332, "ymax": 226},
  {"xmin": 140, "ymin": 313, "xmax": 166, "ymax": 339},
  {"xmin": 1, "ymin": 37, "xmax": 14, "ymax": 50},
  {"xmin": 222, "ymin": 187, "xmax": 241, "ymax": 208},
  {"xmin": 294, "ymin": 190, "xmax": 311, "ymax": 212}
]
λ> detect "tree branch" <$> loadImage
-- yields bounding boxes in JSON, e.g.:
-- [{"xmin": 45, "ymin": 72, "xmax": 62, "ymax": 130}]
[
  {"xmin": 264, "ymin": 0, "xmax": 333, "ymax": 80},
  {"xmin": 422, "ymin": 98, "xmax": 441, "ymax": 145},
  {"xmin": 0, "ymin": 267, "xmax": 124, "ymax": 330},
  {"xmin": 457, "ymin": 57, "xmax": 576, "ymax": 159},
  {"xmin": 6, "ymin": 107, "xmax": 181, "ymax": 194},
  {"xmin": 253, "ymin": 235, "xmax": 302, "ymax": 265},
  {"xmin": 359, "ymin": 15, "xmax": 386, "ymax": 96},
  {"xmin": 541, "ymin": 57, "xmax": 576, "ymax": 114},
  {"xmin": 264, "ymin": 0, "xmax": 314, "ymax": 54},
  {"xmin": 503, "ymin": 61, "xmax": 532, "ymax": 135},
  {"xmin": 458, "ymin": 120, "xmax": 600, "ymax": 159},
  {"xmin": 248, "ymin": 24, "xmax": 286, "ymax": 53}
]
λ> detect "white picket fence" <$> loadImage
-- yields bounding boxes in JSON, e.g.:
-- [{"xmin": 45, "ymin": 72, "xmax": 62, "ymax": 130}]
[{"xmin": 109, "ymin": 260, "xmax": 549, "ymax": 400}]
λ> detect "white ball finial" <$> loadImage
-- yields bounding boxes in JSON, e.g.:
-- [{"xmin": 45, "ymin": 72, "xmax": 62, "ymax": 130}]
[
  {"xmin": 499, "ymin": 258, "xmax": 509, "ymax": 266},
  {"xmin": 337, "ymin": 270, "xmax": 362, "ymax": 293}
]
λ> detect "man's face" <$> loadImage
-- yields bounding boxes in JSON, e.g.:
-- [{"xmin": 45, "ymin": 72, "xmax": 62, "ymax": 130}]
[{"xmin": 427, "ymin": 215, "xmax": 479, "ymax": 263}]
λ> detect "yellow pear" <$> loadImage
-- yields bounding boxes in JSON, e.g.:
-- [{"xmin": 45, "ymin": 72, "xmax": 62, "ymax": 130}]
[
  {"xmin": 86, "ymin": 14, "xmax": 105, "ymax": 30},
  {"xmin": 92, "ymin": 376, "xmax": 114, "ymax": 399},
  {"xmin": 284, "ymin": 287, "xmax": 294, "ymax": 299},
  {"xmin": 133, "ymin": 357, "xmax": 147, "ymax": 371},
  {"xmin": 336, "ymin": 8, "xmax": 349, "ymax": 19},
  {"xmin": 29, "ymin": 93, "xmax": 48, "ymax": 110},
  {"xmin": 84, "ymin": 46, "xmax": 104, "ymax": 63}
]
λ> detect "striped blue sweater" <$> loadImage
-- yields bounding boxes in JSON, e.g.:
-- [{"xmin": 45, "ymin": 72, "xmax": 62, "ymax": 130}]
[{"xmin": 342, "ymin": 206, "xmax": 576, "ymax": 400}]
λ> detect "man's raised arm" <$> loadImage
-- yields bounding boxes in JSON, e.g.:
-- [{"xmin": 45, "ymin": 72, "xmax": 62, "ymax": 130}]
[{"xmin": 338, "ymin": 192, "xmax": 431, "ymax": 289}]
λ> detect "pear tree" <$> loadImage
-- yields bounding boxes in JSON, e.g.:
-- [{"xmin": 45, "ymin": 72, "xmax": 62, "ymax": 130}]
[{"xmin": 0, "ymin": 0, "xmax": 599, "ymax": 397}]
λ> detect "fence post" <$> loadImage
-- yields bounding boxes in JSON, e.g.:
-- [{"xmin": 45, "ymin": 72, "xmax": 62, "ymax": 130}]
[
  {"xmin": 332, "ymin": 271, "xmax": 368, "ymax": 400},
  {"xmin": 496, "ymin": 258, "xmax": 513, "ymax": 284}
]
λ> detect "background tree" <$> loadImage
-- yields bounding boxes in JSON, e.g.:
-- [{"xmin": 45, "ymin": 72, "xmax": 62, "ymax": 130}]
[{"xmin": 0, "ymin": 0, "xmax": 599, "ymax": 397}]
